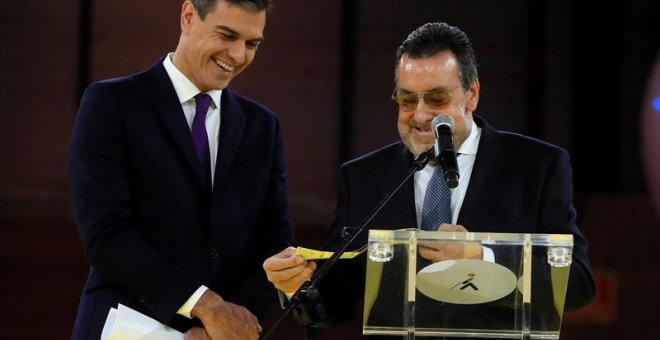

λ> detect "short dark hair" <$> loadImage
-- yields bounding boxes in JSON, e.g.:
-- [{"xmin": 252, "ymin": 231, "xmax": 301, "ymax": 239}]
[
  {"xmin": 395, "ymin": 22, "xmax": 478, "ymax": 90},
  {"xmin": 191, "ymin": 0, "xmax": 271, "ymax": 20}
]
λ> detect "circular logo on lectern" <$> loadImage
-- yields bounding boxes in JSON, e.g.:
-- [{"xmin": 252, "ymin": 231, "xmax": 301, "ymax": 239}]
[{"xmin": 416, "ymin": 259, "xmax": 517, "ymax": 304}]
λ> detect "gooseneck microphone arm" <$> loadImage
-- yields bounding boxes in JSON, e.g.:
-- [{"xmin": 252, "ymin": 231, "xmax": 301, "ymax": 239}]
[{"xmin": 259, "ymin": 149, "xmax": 434, "ymax": 340}]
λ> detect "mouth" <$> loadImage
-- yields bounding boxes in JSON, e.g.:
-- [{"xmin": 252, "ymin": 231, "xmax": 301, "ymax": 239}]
[
  {"xmin": 411, "ymin": 125, "xmax": 436, "ymax": 149},
  {"xmin": 213, "ymin": 57, "xmax": 237, "ymax": 73},
  {"xmin": 413, "ymin": 125, "xmax": 434, "ymax": 138}
]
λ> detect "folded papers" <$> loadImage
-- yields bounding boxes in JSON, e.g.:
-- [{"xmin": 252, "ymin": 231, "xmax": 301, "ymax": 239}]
[{"xmin": 101, "ymin": 304, "xmax": 183, "ymax": 340}]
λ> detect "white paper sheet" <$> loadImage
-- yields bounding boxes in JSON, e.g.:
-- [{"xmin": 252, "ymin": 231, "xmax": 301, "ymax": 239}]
[{"xmin": 101, "ymin": 303, "xmax": 184, "ymax": 340}]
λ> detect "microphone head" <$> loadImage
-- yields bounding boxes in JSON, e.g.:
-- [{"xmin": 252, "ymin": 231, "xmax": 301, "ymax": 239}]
[{"xmin": 431, "ymin": 114, "xmax": 454, "ymax": 136}]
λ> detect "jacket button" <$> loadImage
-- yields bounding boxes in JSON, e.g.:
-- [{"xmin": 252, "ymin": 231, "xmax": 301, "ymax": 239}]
[{"xmin": 210, "ymin": 248, "xmax": 219, "ymax": 259}]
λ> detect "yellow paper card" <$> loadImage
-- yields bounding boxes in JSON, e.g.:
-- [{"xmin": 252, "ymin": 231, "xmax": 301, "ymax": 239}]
[{"xmin": 296, "ymin": 247, "xmax": 362, "ymax": 260}]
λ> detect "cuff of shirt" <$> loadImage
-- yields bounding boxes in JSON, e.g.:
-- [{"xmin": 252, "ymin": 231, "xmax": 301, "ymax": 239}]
[
  {"xmin": 482, "ymin": 246, "xmax": 495, "ymax": 262},
  {"xmin": 177, "ymin": 285, "xmax": 208, "ymax": 319},
  {"xmin": 276, "ymin": 289, "xmax": 299, "ymax": 309}
]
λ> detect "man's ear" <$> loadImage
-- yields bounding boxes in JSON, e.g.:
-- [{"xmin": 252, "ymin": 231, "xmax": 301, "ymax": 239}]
[
  {"xmin": 467, "ymin": 78, "xmax": 480, "ymax": 112},
  {"xmin": 180, "ymin": 1, "xmax": 196, "ymax": 33}
]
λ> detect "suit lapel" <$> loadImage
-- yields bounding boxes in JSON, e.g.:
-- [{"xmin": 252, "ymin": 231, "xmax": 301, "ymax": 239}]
[
  {"xmin": 355, "ymin": 143, "xmax": 417, "ymax": 243},
  {"xmin": 145, "ymin": 61, "xmax": 210, "ymax": 191},
  {"xmin": 213, "ymin": 89, "xmax": 245, "ymax": 190},
  {"xmin": 457, "ymin": 117, "xmax": 511, "ymax": 229},
  {"xmin": 377, "ymin": 144, "xmax": 418, "ymax": 229},
  {"xmin": 396, "ymin": 146, "xmax": 419, "ymax": 228}
]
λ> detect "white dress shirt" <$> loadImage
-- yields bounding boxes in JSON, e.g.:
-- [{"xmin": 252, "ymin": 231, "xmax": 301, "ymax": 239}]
[
  {"xmin": 414, "ymin": 119, "xmax": 481, "ymax": 227},
  {"xmin": 163, "ymin": 53, "xmax": 222, "ymax": 187},
  {"xmin": 162, "ymin": 54, "xmax": 218, "ymax": 318},
  {"xmin": 413, "ymin": 120, "xmax": 494, "ymax": 261}
]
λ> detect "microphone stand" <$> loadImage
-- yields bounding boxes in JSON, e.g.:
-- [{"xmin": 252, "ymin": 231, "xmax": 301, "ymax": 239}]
[{"xmin": 260, "ymin": 149, "xmax": 434, "ymax": 340}]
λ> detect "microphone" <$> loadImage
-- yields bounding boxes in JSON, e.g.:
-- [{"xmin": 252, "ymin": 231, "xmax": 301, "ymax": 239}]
[{"xmin": 431, "ymin": 114, "xmax": 460, "ymax": 188}]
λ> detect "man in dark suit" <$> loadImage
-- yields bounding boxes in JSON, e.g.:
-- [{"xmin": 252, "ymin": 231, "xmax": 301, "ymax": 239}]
[
  {"xmin": 263, "ymin": 22, "xmax": 595, "ymax": 338},
  {"xmin": 68, "ymin": 1, "xmax": 293, "ymax": 339}
]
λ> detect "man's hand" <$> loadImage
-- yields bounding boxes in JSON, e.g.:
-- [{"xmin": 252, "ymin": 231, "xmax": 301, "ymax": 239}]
[
  {"xmin": 263, "ymin": 246, "xmax": 316, "ymax": 294},
  {"xmin": 418, "ymin": 223, "xmax": 483, "ymax": 261},
  {"xmin": 184, "ymin": 327, "xmax": 210, "ymax": 340},
  {"xmin": 190, "ymin": 290, "xmax": 261, "ymax": 340}
]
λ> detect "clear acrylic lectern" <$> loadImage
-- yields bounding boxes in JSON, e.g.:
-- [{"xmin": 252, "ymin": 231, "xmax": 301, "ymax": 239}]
[{"xmin": 363, "ymin": 229, "xmax": 573, "ymax": 339}]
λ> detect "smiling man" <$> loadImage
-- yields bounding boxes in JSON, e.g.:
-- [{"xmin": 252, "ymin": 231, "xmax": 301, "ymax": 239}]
[
  {"xmin": 263, "ymin": 22, "xmax": 594, "ymax": 338},
  {"xmin": 68, "ymin": 1, "xmax": 294, "ymax": 339}
]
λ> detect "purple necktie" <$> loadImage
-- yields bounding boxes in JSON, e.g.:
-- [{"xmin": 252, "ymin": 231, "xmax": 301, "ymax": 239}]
[{"xmin": 192, "ymin": 93, "xmax": 212, "ymax": 180}]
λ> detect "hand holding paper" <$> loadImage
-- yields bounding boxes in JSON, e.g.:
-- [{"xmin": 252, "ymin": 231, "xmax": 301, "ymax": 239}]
[
  {"xmin": 101, "ymin": 304, "xmax": 183, "ymax": 340},
  {"xmin": 263, "ymin": 245, "xmax": 366, "ymax": 296},
  {"xmin": 263, "ymin": 246, "xmax": 317, "ymax": 294},
  {"xmin": 295, "ymin": 246, "xmax": 365, "ymax": 260}
]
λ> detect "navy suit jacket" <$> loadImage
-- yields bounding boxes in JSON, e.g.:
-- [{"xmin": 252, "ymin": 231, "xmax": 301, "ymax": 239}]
[
  {"xmin": 315, "ymin": 116, "xmax": 595, "ymax": 333},
  {"xmin": 68, "ymin": 60, "xmax": 294, "ymax": 338}
]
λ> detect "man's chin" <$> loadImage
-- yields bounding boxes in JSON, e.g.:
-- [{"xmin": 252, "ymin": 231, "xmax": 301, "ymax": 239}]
[
  {"xmin": 408, "ymin": 145, "xmax": 432, "ymax": 157},
  {"xmin": 414, "ymin": 143, "xmax": 434, "ymax": 154},
  {"xmin": 400, "ymin": 136, "xmax": 432, "ymax": 156},
  {"xmin": 203, "ymin": 82, "xmax": 229, "ymax": 91}
]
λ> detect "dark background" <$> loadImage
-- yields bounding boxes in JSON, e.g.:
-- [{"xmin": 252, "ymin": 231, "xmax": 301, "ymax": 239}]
[{"xmin": 1, "ymin": 0, "xmax": 658, "ymax": 339}]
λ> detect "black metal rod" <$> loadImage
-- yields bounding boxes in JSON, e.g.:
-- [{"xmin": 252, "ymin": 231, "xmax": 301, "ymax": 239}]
[{"xmin": 260, "ymin": 149, "xmax": 433, "ymax": 339}]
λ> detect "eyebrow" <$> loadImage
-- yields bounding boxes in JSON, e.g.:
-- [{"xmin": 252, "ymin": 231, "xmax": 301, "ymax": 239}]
[
  {"xmin": 397, "ymin": 87, "xmax": 445, "ymax": 94},
  {"xmin": 214, "ymin": 25, "xmax": 265, "ymax": 44}
]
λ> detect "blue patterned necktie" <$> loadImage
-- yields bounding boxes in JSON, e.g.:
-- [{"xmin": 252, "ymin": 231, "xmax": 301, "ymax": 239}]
[
  {"xmin": 421, "ymin": 165, "xmax": 452, "ymax": 231},
  {"xmin": 192, "ymin": 93, "xmax": 212, "ymax": 182}
]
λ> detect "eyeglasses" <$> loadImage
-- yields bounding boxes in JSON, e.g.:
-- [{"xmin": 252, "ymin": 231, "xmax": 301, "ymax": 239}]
[{"xmin": 391, "ymin": 87, "xmax": 459, "ymax": 111}]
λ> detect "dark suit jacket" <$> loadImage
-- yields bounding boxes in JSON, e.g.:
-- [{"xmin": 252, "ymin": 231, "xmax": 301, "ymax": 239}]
[
  {"xmin": 314, "ymin": 116, "xmax": 594, "ymax": 337},
  {"xmin": 68, "ymin": 60, "xmax": 294, "ymax": 338}
]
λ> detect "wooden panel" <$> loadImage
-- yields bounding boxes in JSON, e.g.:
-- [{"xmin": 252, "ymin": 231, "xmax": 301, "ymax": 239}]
[
  {"xmin": 0, "ymin": 0, "xmax": 78, "ymax": 220},
  {"xmin": 89, "ymin": 0, "xmax": 181, "ymax": 80},
  {"xmin": 0, "ymin": 220, "xmax": 87, "ymax": 338},
  {"xmin": 231, "ymin": 1, "xmax": 342, "ymax": 227}
]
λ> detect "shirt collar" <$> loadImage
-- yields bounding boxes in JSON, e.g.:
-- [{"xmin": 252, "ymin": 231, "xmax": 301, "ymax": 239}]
[
  {"xmin": 163, "ymin": 52, "xmax": 221, "ymax": 108},
  {"xmin": 456, "ymin": 119, "xmax": 481, "ymax": 155}
]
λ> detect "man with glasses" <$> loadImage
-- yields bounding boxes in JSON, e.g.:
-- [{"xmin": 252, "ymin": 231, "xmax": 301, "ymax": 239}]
[{"xmin": 263, "ymin": 22, "xmax": 594, "ymax": 336}]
